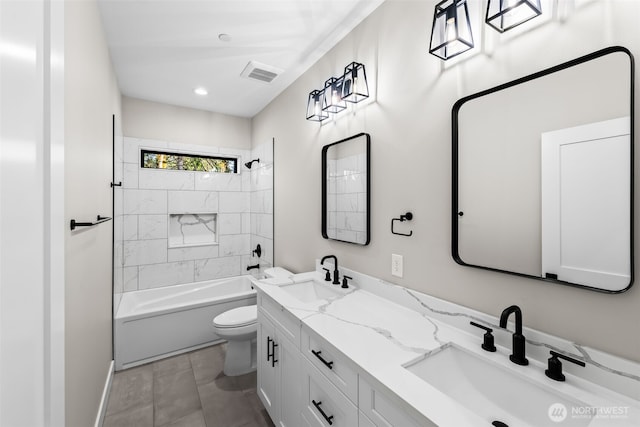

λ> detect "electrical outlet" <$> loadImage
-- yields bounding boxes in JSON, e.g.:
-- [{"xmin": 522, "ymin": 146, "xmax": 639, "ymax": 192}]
[{"xmin": 391, "ymin": 254, "xmax": 403, "ymax": 278}]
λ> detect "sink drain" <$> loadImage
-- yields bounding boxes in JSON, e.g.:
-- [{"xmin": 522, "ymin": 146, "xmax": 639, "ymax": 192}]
[{"xmin": 492, "ymin": 421, "xmax": 509, "ymax": 427}]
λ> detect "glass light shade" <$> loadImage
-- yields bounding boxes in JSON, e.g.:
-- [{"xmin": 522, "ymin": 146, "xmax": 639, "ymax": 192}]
[
  {"xmin": 306, "ymin": 89, "xmax": 329, "ymax": 121},
  {"xmin": 486, "ymin": 0, "xmax": 542, "ymax": 33},
  {"xmin": 322, "ymin": 77, "xmax": 347, "ymax": 114},
  {"xmin": 341, "ymin": 62, "xmax": 369, "ymax": 103},
  {"xmin": 429, "ymin": 0, "xmax": 474, "ymax": 60}
]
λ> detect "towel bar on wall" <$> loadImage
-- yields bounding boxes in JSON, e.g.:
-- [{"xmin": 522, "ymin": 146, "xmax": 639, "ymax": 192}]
[{"xmin": 70, "ymin": 215, "xmax": 112, "ymax": 231}]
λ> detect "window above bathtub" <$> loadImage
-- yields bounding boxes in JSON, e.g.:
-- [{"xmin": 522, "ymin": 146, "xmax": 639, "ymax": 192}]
[{"xmin": 141, "ymin": 149, "xmax": 237, "ymax": 173}]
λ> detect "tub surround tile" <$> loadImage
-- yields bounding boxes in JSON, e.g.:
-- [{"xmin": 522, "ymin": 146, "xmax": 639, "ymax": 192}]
[
  {"xmin": 123, "ymin": 215, "xmax": 138, "ymax": 241},
  {"xmin": 139, "ymin": 214, "xmax": 168, "ymax": 240},
  {"xmin": 124, "ymin": 239, "xmax": 168, "ymax": 266},
  {"xmin": 219, "ymin": 192, "xmax": 250, "ymax": 213},
  {"xmin": 138, "ymin": 261, "xmax": 195, "ymax": 289},
  {"xmin": 123, "ymin": 266, "xmax": 139, "ymax": 292},
  {"xmin": 195, "ymin": 172, "xmax": 242, "ymax": 192},
  {"xmin": 118, "ymin": 137, "xmax": 272, "ymax": 295},
  {"xmin": 218, "ymin": 234, "xmax": 250, "ymax": 257},
  {"xmin": 124, "ymin": 189, "xmax": 168, "ymax": 215},
  {"xmin": 218, "ymin": 213, "xmax": 242, "ymax": 235},
  {"xmin": 139, "ymin": 169, "xmax": 195, "ymax": 191},
  {"xmin": 168, "ymin": 191, "xmax": 219, "ymax": 214},
  {"xmin": 123, "ymin": 163, "xmax": 139, "ymax": 189},
  {"xmin": 194, "ymin": 256, "xmax": 242, "ymax": 282},
  {"xmin": 168, "ymin": 245, "xmax": 219, "ymax": 263}
]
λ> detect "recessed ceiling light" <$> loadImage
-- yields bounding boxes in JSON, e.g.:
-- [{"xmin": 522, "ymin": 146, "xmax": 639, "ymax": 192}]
[
  {"xmin": 218, "ymin": 33, "xmax": 232, "ymax": 42},
  {"xmin": 193, "ymin": 87, "xmax": 208, "ymax": 96}
]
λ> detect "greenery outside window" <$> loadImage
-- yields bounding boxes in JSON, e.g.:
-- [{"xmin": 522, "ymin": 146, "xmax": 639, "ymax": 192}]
[{"xmin": 141, "ymin": 150, "xmax": 237, "ymax": 173}]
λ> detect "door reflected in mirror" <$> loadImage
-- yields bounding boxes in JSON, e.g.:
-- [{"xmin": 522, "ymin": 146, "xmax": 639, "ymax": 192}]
[
  {"xmin": 453, "ymin": 47, "xmax": 633, "ymax": 293},
  {"xmin": 322, "ymin": 133, "xmax": 370, "ymax": 245}
]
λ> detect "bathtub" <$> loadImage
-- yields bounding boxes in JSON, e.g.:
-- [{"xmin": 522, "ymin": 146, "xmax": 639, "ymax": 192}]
[{"xmin": 115, "ymin": 275, "xmax": 257, "ymax": 370}]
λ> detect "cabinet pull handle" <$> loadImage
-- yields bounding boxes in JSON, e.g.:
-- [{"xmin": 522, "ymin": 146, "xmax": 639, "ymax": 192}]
[
  {"xmin": 271, "ymin": 342, "xmax": 278, "ymax": 367},
  {"xmin": 311, "ymin": 349, "xmax": 334, "ymax": 370},
  {"xmin": 312, "ymin": 400, "xmax": 334, "ymax": 425},
  {"xmin": 267, "ymin": 336, "xmax": 273, "ymax": 362}
]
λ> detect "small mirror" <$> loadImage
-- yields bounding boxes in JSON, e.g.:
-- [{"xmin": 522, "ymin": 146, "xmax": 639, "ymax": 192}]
[
  {"xmin": 322, "ymin": 133, "xmax": 370, "ymax": 245},
  {"xmin": 453, "ymin": 47, "xmax": 633, "ymax": 293}
]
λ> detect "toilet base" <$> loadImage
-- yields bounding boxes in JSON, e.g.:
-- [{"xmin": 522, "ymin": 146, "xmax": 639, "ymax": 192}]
[{"xmin": 223, "ymin": 337, "xmax": 257, "ymax": 376}]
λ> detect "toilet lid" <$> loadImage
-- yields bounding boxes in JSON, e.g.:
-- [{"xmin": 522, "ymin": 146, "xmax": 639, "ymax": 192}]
[{"xmin": 213, "ymin": 305, "xmax": 257, "ymax": 328}]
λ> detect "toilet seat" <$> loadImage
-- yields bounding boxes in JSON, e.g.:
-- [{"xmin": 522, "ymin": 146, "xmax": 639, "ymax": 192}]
[{"xmin": 213, "ymin": 305, "xmax": 257, "ymax": 328}]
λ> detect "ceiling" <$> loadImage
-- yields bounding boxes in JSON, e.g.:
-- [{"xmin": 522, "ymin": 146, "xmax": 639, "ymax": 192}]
[{"xmin": 98, "ymin": 0, "xmax": 385, "ymax": 118}]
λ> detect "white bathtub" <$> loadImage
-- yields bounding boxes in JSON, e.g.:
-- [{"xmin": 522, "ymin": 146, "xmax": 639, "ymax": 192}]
[{"xmin": 115, "ymin": 275, "xmax": 257, "ymax": 370}]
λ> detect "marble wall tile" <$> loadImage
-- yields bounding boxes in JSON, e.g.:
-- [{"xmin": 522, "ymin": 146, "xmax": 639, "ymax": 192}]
[
  {"xmin": 194, "ymin": 256, "xmax": 242, "ymax": 282},
  {"xmin": 254, "ymin": 214, "xmax": 273, "ymax": 239},
  {"xmin": 166, "ymin": 141, "xmax": 219, "ymax": 154},
  {"xmin": 139, "ymin": 169, "xmax": 195, "ymax": 190},
  {"xmin": 123, "ymin": 215, "xmax": 138, "ymax": 241},
  {"xmin": 138, "ymin": 215, "xmax": 168, "ymax": 240},
  {"xmin": 168, "ymin": 245, "xmax": 219, "ymax": 263},
  {"xmin": 219, "ymin": 192, "xmax": 250, "ymax": 213},
  {"xmin": 168, "ymin": 191, "xmax": 218, "ymax": 213},
  {"xmin": 194, "ymin": 172, "xmax": 242, "ymax": 192},
  {"xmin": 241, "ymin": 213, "xmax": 251, "ymax": 234},
  {"xmin": 123, "ymin": 163, "xmax": 139, "ymax": 189},
  {"xmin": 242, "ymin": 170, "xmax": 251, "ymax": 191},
  {"xmin": 123, "ymin": 266, "xmax": 139, "ymax": 292},
  {"xmin": 123, "ymin": 137, "xmax": 141, "ymax": 164},
  {"xmin": 138, "ymin": 261, "xmax": 195, "ymax": 289},
  {"xmin": 337, "ymin": 193, "xmax": 359, "ymax": 212},
  {"xmin": 218, "ymin": 213, "xmax": 241, "ymax": 235},
  {"xmin": 218, "ymin": 234, "xmax": 250, "ymax": 256},
  {"xmin": 123, "ymin": 189, "xmax": 167, "ymax": 215},
  {"xmin": 123, "ymin": 239, "xmax": 167, "ymax": 266}
]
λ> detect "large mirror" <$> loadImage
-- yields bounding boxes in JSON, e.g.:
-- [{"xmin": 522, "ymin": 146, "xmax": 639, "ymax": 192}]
[
  {"xmin": 453, "ymin": 47, "xmax": 633, "ymax": 293},
  {"xmin": 322, "ymin": 133, "xmax": 370, "ymax": 245}
]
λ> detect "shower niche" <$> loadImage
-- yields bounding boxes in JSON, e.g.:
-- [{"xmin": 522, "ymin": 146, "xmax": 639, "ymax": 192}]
[{"xmin": 168, "ymin": 213, "xmax": 218, "ymax": 248}]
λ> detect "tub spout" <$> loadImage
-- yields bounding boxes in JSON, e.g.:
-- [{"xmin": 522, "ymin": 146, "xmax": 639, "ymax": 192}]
[{"xmin": 246, "ymin": 264, "xmax": 260, "ymax": 271}]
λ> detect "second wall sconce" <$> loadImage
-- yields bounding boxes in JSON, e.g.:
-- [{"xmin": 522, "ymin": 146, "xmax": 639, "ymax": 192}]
[
  {"xmin": 486, "ymin": 0, "xmax": 542, "ymax": 33},
  {"xmin": 306, "ymin": 62, "xmax": 369, "ymax": 121},
  {"xmin": 429, "ymin": 0, "xmax": 474, "ymax": 60},
  {"xmin": 430, "ymin": 0, "xmax": 544, "ymax": 61}
]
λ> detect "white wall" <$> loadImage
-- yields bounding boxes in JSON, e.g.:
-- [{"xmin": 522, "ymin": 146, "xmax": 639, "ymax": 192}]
[
  {"xmin": 65, "ymin": 0, "xmax": 121, "ymax": 426},
  {"xmin": 252, "ymin": 0, "xmax": 640, "ymax": 362},
  {"xmin": 122, "ymin": 96, "xmax": 251, "ymax": 149}
]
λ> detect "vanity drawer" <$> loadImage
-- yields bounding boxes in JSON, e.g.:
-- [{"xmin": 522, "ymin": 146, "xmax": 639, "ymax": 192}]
[
  {"xmin": 359, "ymin": 377, "xmax": 435, "ymax": 427},
  {"xmin": 259, "ymin": 292, "xmax": 300, "ymax": 348},
  {"xmin": 300, "ymin": 357, "xmax": 358, "ymax": 427},
  {"xmin": 301, "ymin": 327, "xmax": 358, "ymax": 403}
]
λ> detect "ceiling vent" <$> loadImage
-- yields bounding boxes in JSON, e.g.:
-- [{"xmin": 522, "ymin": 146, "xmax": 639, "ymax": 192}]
[{"xmin": 240, "ymin": 61, "xmax": 282, "ymax": 83}]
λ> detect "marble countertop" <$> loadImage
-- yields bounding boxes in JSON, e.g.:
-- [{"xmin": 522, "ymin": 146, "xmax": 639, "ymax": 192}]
[{"xmin": 253, "ymin": 270, "xmax": 640, "ymax": 427}]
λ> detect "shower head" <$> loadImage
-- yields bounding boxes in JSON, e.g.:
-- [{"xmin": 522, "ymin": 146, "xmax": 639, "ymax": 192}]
[{"xmin": 244, "ymin": 158, "xmax": 260, "ymax": 169}]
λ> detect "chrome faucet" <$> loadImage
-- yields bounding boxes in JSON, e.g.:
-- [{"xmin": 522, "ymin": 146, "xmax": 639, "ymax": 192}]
[
  {"xmin": 320, "ymin": 255, "xmax": 340, "ymax": 285},
  {"xmin": 499, "ymin": 305, "xmax": 528, "ymax": 366}
]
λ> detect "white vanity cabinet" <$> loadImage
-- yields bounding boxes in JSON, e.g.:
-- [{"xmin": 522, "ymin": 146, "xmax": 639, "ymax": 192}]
[
  {"xmin": 257, "ymin": 293, "xmax": 301, "ymax": 427},
  {"xmin": 359, "ymin": 377, "xmax": 434, "ymax": 427}
]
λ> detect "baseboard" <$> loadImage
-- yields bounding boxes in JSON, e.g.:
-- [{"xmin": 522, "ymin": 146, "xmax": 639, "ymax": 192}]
[{"xmin": 94, "ymin": 360, "xmax": 115, "ymax": 427}]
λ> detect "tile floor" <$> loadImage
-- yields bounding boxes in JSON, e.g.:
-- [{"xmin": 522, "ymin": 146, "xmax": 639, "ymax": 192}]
[{"xmin": 103, "ymin": 344, "xmax": 275, "ymax": 427}]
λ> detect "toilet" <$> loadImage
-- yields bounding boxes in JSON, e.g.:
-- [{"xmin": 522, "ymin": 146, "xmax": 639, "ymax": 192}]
[
  {"xmin": 213, "ymin": 305, "xmax": 258, "ymax": 376},
  {"xmin": 212, "ymin": 267, "xmax": 293, "ymax": 376}
]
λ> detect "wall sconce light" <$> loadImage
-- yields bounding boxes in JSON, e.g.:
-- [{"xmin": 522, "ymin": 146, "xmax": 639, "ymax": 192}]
[
  {"xmin": 322, "ymin": 77, "xmax": 347, "ymax": 114},
  {"xmin": 341, "ymin": 62, "xmax": 369, "ymax": 103},
  {"xmin": 306, "ymin": 89, "xmax": 329, "ymax": 122},
  {"xmin": 486, "ymin": 0, "xmax": 542, "ymax": 33},
  {"xmin": 306, "ymin": 62, "xmax": 371, "ymax": 121},
  {"xmin": 429, "ymin": 0, "xmax": 474, "ymax": 60}
]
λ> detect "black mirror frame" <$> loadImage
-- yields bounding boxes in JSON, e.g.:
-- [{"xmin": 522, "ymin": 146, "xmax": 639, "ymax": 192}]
[
  {"xmin": 322, "ymin": 132, "xmax": 371, "ymax": 245},
  {"xmin": 452, "ymin": 46, "xmax": 634, "ymax": 294}
]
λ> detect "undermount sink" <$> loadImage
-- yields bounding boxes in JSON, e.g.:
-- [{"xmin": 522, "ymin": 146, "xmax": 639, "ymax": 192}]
[
  {"xmin": 404, "ymin": 344, "xmax": 592, "ymax": 427},
  {"xmin": 279, "ymin": 280, "xmax": 343, "ymax": 303}
]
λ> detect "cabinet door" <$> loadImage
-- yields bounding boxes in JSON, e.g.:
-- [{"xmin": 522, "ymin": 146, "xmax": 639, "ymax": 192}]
[
  {"xmin": 257, "ymin": 312, "xmax": 278, "ymax": 423},
  {"xmin": 277, "ymin": 335, "xmax": 301, "ymax": 427}
]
